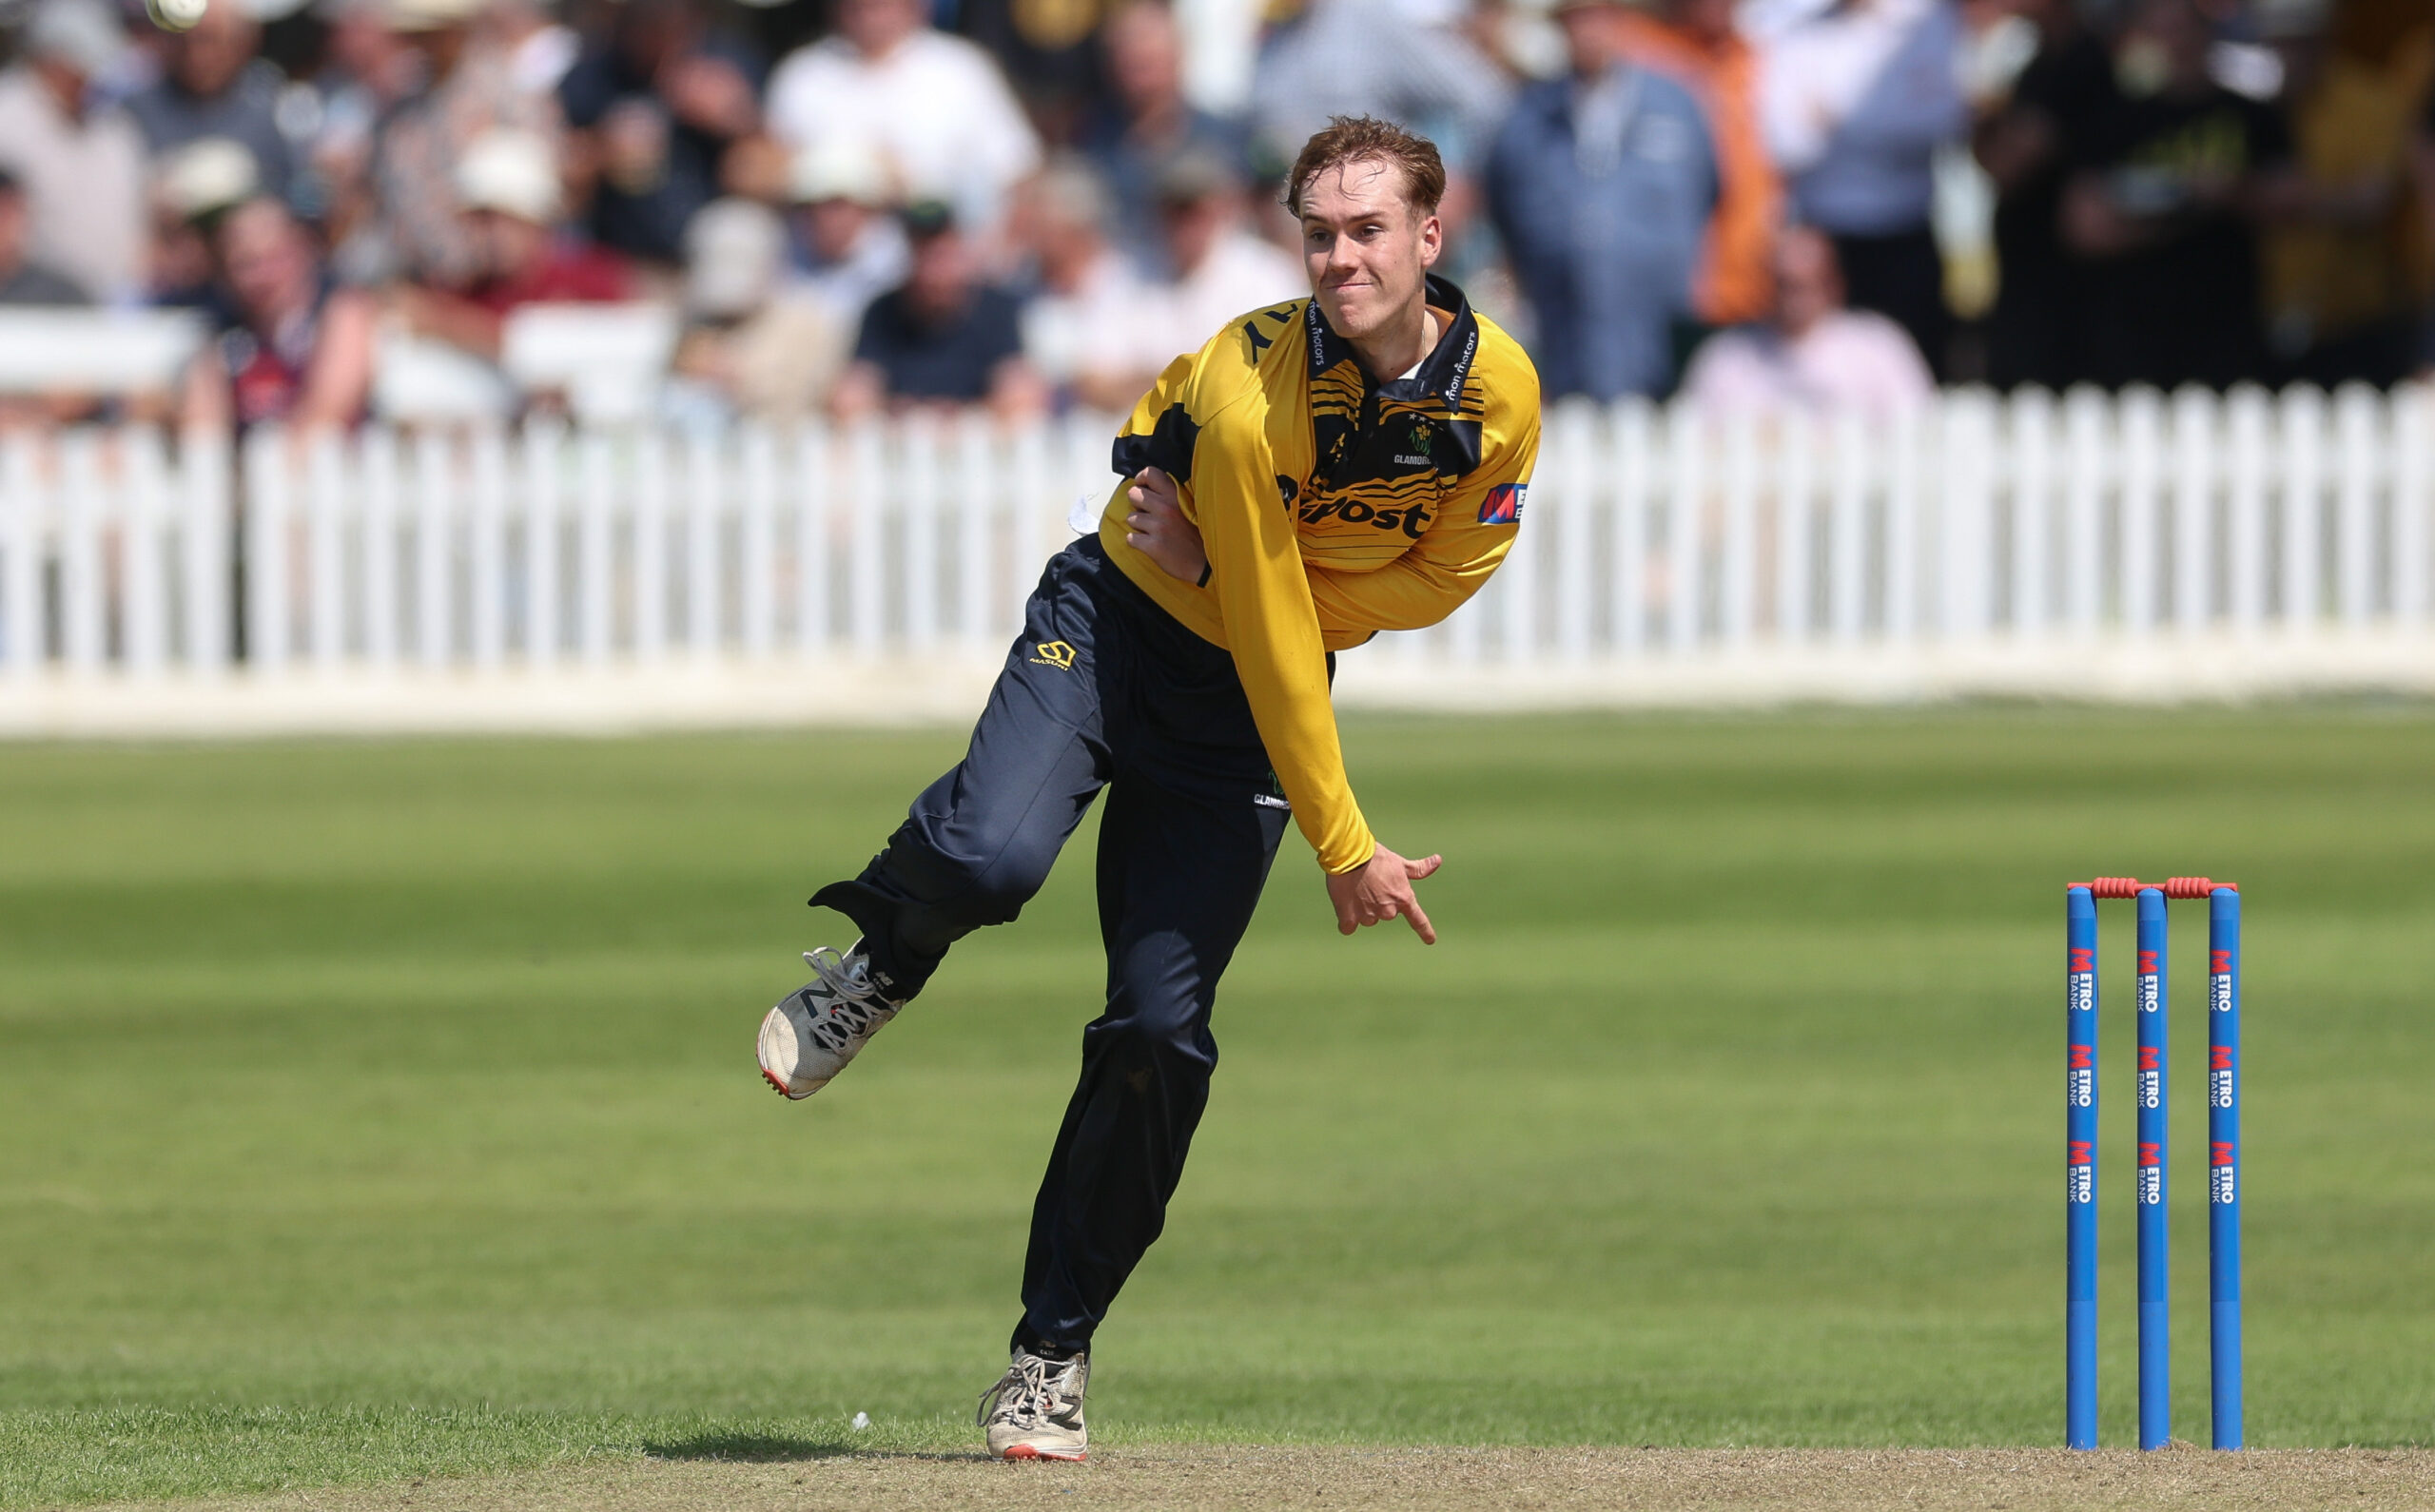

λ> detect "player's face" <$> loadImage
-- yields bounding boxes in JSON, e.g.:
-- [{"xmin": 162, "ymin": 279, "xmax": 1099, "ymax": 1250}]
[{"xmin": 1298, "ymin": 160, "xmax": 1441, "ymax": 342}]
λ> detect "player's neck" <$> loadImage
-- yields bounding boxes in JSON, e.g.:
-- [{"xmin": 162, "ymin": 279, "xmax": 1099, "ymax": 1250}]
[{"xmin": 1350, "ymin": 302, "xmax": 1442, "ymax": 384}]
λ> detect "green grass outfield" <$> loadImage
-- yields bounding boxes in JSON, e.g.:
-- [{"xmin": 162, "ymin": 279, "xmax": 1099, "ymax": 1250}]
[{"xmin": 1, "ymin": 708, "xmax": 2430, "ymax": 1505}]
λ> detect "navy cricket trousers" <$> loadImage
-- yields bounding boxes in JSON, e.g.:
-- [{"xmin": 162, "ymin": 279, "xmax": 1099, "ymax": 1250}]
[{"xmin": 811, "ymin": 535, "xmax": 1294, "ymax": 1355}]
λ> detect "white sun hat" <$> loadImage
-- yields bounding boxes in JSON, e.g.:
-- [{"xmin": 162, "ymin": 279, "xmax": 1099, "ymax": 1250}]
[
  {"xmin": 683, "ymin": 197, "xmax": 787, "ymax": 320},
  {"xmin": 787, "ymin": 139, "xmax": 890, "ymax": 207},
  {"xmin": 157, "ymin": 136, "xmax": 263, "ymax": 222},
  {"xmin": 454, "ymin": 128, "xmax": 562, "ymax": 224}
]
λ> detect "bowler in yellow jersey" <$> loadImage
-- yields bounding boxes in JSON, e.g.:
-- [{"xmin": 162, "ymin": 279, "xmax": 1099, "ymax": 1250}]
[{"xmin": 754, "ymin": 116, "xmax": 1541, "ymax": 1460}]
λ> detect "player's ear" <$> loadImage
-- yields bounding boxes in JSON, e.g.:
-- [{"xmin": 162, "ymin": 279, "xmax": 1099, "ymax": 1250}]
[{"xmin": 1416, "ymin": 210, "xmax": 1442, "ymax": 267}]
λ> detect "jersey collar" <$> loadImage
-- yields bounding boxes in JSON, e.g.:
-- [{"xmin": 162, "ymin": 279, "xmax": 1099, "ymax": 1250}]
[{"xmin": 1306, "ymin": 274, "xmax": 1482, "ymax": 414}]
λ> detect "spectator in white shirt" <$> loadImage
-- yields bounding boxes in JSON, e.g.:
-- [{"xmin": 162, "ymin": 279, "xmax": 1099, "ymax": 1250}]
[
  {"xmin": 484, "ymin": 0, "xmax": 579, "ymax": 100},
  {"xmin": 764, "ymin": 0, "xmax": 1042, "ymax": 240},
  {"xmin": 0, "ymin": 165, "xmax": 97, "ymax": 427},
  {"xmin": 1757, "ymin": 0, "xmax": 1965, "ymax": 374},
  {"xmin": 1681, "ymin": 223, "xmax": 1932, "ymax": 417},
  {"xmin": 1140, "ymin": 150, "xmax": 1302, "ymax": 369},
  {"xmin": 1016, "ymin": 157, "xmax": 1162, "ymax": 414},
  {"xmin": 0, "ymin": 0, "xmax": 147, "ymax": 304}
]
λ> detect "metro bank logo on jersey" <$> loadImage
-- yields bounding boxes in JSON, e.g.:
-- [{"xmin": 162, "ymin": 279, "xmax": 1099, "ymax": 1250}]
[{"xmin": 1478, "ymin": 482, "xmax": 1526, "ymax": 524}]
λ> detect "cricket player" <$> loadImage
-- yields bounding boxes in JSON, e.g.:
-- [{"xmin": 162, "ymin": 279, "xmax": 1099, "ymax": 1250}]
[{"xmin": 756, "ymin": 115, "xmax": 1540, "ymax": 1461}]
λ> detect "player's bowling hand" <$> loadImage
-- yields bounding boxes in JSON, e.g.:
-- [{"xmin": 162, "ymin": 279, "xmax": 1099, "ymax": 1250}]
[
  {"xmin": 1326, "ymin": 843, "xmax": 1442, "ymax": 944},
  {"xmin": 1123, "ymin": 468, "xmax": 1208, "ymax": 585}
]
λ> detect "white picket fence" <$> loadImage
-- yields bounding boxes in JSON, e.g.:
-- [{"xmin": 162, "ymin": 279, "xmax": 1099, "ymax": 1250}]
[{"xmin": 5, "ymin": 385, "xmax": 2435, "ymax": 733}]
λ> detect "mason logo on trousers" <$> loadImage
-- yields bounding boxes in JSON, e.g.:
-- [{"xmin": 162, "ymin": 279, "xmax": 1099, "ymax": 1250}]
[{"xmin": 1030, "ymin": 641, "xmax": 1078, "ymax": 669}]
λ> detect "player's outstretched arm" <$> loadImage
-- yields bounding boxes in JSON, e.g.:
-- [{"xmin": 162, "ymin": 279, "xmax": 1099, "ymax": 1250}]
[{"xmin": 1325, "ymin": 843, "xmax": 1443, "ymax": 944}]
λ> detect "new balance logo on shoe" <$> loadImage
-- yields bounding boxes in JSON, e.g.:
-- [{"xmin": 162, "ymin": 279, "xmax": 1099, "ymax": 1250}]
[{"xmin": 757, "ymin": 941, "xmax": 905, "ymax": 1099}]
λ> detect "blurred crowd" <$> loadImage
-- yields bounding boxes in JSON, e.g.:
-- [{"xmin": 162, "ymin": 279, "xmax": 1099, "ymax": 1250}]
[{"xmin": 1, "ymin": 0, "xmax": 2432, "ymax": 432}]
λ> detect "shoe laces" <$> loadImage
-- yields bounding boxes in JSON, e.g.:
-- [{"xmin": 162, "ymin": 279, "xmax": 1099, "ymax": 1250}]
[
  {"xmin": 800, "ymin": 946, "xmax": 895, "ymax": 1052},
  {"xmin": 976, "ymin": 1352, "xmax": 1080, "ymax": 1427}
]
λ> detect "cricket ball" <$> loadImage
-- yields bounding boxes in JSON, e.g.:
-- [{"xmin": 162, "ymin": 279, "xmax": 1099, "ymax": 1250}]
[{"xmin": 146, "ymin": 0, "xmax": 209, "ymax": 31}]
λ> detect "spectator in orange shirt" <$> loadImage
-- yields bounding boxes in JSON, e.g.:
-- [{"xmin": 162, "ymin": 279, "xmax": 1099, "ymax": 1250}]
[{"xmin": 1612, "ymin": 0, "xmax": 1782, "ymax": 326}]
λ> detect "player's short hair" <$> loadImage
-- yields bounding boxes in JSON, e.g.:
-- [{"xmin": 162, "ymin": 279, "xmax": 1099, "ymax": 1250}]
[{"xmin": 1284, "ymin": 116, "xmax": 1446, "ymax": 221}]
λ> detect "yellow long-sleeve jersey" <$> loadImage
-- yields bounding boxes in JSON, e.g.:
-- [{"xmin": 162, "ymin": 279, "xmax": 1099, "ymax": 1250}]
[{"xmin": 1100, "ymin": 274, "xmax": 1542, "ymax": 875}]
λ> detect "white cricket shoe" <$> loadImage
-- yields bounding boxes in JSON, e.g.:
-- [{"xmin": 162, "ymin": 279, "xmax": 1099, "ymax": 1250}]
[
  {"xmin": 977, "ymin": 1347, "xmax": 1090, "ymax": 1461},
  {"xmin": 756, "ymin": 943, "xmax": 904, "ymax": 1100}
]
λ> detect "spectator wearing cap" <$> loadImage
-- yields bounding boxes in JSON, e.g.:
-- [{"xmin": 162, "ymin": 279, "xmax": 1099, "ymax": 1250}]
[
  {"xmin": 764, "ymin": 0, "xmax": 1042, "ymax": 239},
  {"xmin": 0, "ymin": 169, "xmax": 89, "ymax": 308},
  {"xmin": 365, "ymin": 0, "xmax": 563, "ymax": 288},
  {"xmin": 1758, "ymin": 0, "xmax": 1968, "ymax": 376},
  {"xmin": 831, "ymin": 201, "xmax": 1044, "ymax": 419},
  {"xmin": 181, "ymin": 195, "xmax": 377, "ymax": 432},
  {"xmin": 1610, "ymin": 0, "xmax": 1782, "ymax": 326},
  {"xmin": 1681, "ymin": 223, "xmax": 1930, "ymax": 416},
  {"xmin": 1016, "ymin": 156, "xmax": 1161, "ymax": 413},
  {"xmin": 1077, "ymin": 0, "xmax": 1249, "ymax": 267},
  {"xmin": 557, "ymin": 0, "xmax": 764, "ymax": 265},
  {"xmin": 126, "ymin": 0, "xmax": 298, "ymax": 208},
  {"xmin": 149, "ymin": 136, "xmax": 263, "ymax": 308},
  {"xmin": 785, "ymin": 139, "xmax": 908, "ymax": 326},
  {"xmin": 1486, "ymin": 0, "xmax": 1719, "ymax": 398},
  {"xmin": 667, "ymin": 196, "xmax": 857, "ymax": 421},
  {"xmin": 394, "ymin": 127, "xmax": 633, "ymax": 362},
  {"xmin": 1141, "ymin": 149, "xmax": 1301, "ymax": 360},
  {"xmin": 0, "ymin": 0, "xmax": 147, "ymax": 303}
]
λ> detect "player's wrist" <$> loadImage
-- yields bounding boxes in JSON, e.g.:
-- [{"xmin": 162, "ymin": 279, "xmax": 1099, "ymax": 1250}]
[{"xmin": 1324, "ymin": 842, "xmax": 1380, "ymax": 877}]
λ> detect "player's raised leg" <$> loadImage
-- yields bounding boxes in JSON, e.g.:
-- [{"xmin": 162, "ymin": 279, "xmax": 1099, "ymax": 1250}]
[{"xmin": 758, "ymin": 545, "xmax": 1113, "ymax": 1098}]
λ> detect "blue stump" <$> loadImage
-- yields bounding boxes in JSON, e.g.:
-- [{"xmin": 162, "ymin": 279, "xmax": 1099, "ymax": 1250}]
[
  {"xmin": 2135, "ymin": 887, "xmax": 2170, "ymax": 1450},
  {"xmin": 2066, "ymin": 886, "xmax": 2098, "ymax": 1450},
  {"xmin": 2210, "ymin": 888, "xmax": 2243, "ymax": 1449}
]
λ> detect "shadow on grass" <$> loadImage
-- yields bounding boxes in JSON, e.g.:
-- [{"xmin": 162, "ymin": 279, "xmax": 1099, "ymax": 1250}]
[
  {"xmin": 643, "ymin": 1430, "xmax": 854, "ymax": 1463},
  {"xmin": 642, "ymin": 1430, "xmax": 997, "ymax": 1464}
]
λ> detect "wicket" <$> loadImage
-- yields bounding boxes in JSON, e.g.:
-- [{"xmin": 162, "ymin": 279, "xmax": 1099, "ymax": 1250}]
[{"xmin": 2064, "ymin": 877, "xmax": 2242, "ymax": 1452}]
